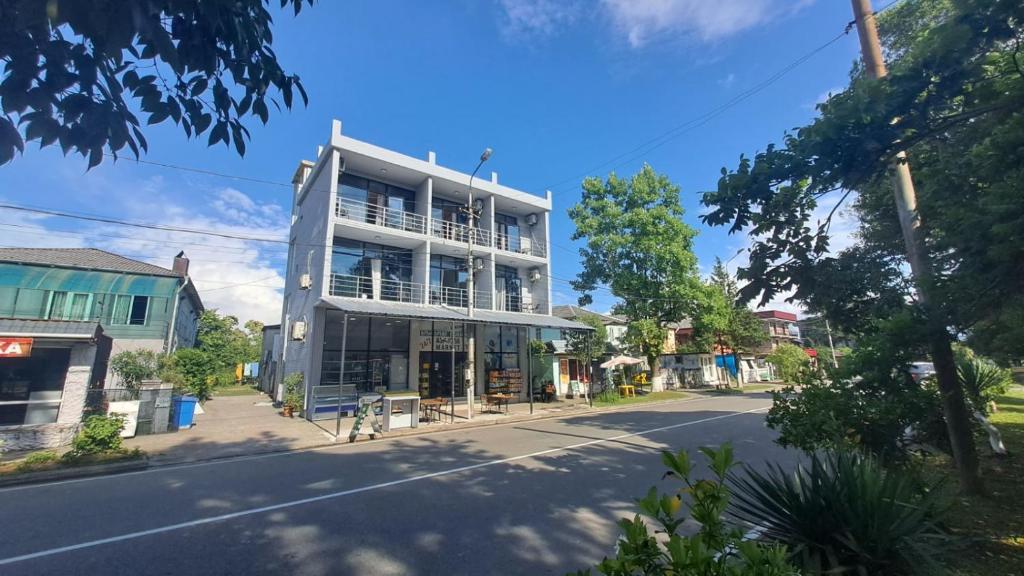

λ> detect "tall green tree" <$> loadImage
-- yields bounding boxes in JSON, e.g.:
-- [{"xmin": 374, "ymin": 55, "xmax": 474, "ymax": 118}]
[
  {"xmin": 0, "ymin": 0, "xmax": 313, "ymax": 167},
  {"xmin": 700, "ymin": 0, "xmax": 1024, "ymax": 493},
  {"xmin": 196, "ymin": 310, "xmax": 255, "ymax": 370},
  {"xmin": 693, "ymin": 259, "xmax": 768, "ymax": 384},
  {"xmin": 569, "ymin": 164, "xmax": 705, "ymax": 379}
]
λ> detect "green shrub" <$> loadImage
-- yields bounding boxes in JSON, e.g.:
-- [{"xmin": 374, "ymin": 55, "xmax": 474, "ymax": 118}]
[
  {"xmin": 69, "ymin": 414, "xmax": 125, "ymax": 456},
  {"xmin": 954, "ymin": 346, "xmax": 1012, "ymax": 414},
  {"xmin": 730, "ymin": 450, "xmax": 946, "ymax": 575},
  {"xmin": 109, "ymin": 349, "xmax": 160, "ymax": 389},
  {"xmin": 283, "ymin": 372, "xmax": 304, "ymax": 413},
  {"xmin": 765, "ymin": 343, "xmax": 811, "ymax": 383},
  {"xmin": 17, "ymin": 450, "xmax": 60, "ymax": 470},
  {"xmin": 572, "ymin": 444, "xmax": 797, "ymax": 576}
]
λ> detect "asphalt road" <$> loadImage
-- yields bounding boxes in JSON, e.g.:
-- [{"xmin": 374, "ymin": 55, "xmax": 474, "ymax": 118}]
[{"xmin": 0, "ymin": 393, "xmax": 795, "ymax": 575}]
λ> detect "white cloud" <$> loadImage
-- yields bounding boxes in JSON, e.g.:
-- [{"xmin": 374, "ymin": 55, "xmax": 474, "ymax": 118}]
[
  {"xmin": 497, "ymin": 0, "xmax": 582, "ymax": 39},
  {"xmin": 718, "ymin": 72, "xmax": 737, "ymax": 88},
  {"xmin": 0, "ymin": 183, "xmax": 288, "ymax": 325},
  {"xmin": 601, "ymin": 0, "xmax": 812, "ymax": 48}
]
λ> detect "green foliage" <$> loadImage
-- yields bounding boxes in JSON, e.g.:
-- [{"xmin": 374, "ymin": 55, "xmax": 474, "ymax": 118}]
[
  {"xmin": 731, "ymin": 450, "xmax": 946, "ymax": 575},
  {"xmin": 764, "ymin": 344, "xmax": 810, "ymax": 384},
  {"xmin": 162, "ymin": 348, "xmax": 216, "ymax": 400},
  {"xmin": 954, "ymin": 345, "xmax": 1012, "ymax": 413},
  {"xmin": 566, "ymin": 314, "xmax": 608, "ymax": 367},
  {"xmin": 109, "ymin": 349, "xmax": 160, "ymax": 389},
  {"xmin": 573, "ymin": 444, "xmax": 797, "ymax": 576},
  {"xmin": 0, "ymin": 0, "xmax": 313, "ymax": 167},
  {"xmin": 695, "ymin": 261, "xmax": 770, "ymax": 358},
  {"xmin": 623, "ymin": 319, "xmax": 664, "ymax": 377},
  {"xmin": 70, "ymin": 414, "xmax": 125, "ymax": 456},
  {"xmin": 17, "ymin": 450, "xmax": 59, "ymax": 470},
  {"xmin": 569, "ymin": 164, "xmax": 705, "ymax": 372},
  {"xmin": 283, "ymin": 372, "xmax": 304, "ymax": 412},
  {"xmin": 197, "ymin": 310, "xmax": 259, "ymax": 369}
]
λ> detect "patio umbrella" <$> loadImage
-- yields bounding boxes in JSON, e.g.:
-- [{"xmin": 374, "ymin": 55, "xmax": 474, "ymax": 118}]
[{"xmin": 600, "ymin": 355, "xmax": 644, "ymax": 369}]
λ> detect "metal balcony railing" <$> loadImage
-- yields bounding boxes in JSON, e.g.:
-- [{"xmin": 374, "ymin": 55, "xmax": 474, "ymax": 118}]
[
  {"xmin": 494, "ymin": 232, "xmax": 547, "ymax": 258},
  {"xmin": 429, "ymin": 285, "xmax": 467, "ymax": 308},
  {"xmin": 430, "ymin": 219, "xmax": 492, "ymax": 247},
  {"xmin": 472, "ymin": 290, "xmax": 492, "ymax": 310},
  {"xmin": 335, "ymin": 197, "xmax": 427, "ymax": 235},
  {"xmin": 329, "ymin": 274, "xmax": 425, "ymax": 304}
]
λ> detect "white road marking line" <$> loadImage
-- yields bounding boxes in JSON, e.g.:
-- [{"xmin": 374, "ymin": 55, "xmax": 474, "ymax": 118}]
[
  {"xmin": 0, "ymin": 406, "xmax": 768, "ymax": 566},
  {"xmin": 0, "ymin": 393, "xmax": 737, "ymax": 493}
]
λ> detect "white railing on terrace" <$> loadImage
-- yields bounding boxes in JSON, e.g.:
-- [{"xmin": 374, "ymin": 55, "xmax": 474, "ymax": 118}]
[
  {"xmin": 429, "ymin": 285, "xmax": 468, "ymax": 308},
  {"xmin": 430, "ymin": 219, "xmax": 492, "ymax": 247},
  {"xmin": 472, "ymin": 290, "xmax": 492, "ymax": 310},
  {"xmin": 329, "ymin": 274, "xmax": 425, "ymax": 304},
  {"xmin": 494, "ymin": 232, "xmax": 547, "ymax": 258},
  {"xmin": 335, "ymin": 197, "xmax": 427, "ymax": 235}
]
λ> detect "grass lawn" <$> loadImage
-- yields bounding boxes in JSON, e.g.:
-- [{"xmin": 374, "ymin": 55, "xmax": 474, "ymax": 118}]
[
  {"xmin": 0, "ymin": 448, "xmax": 145, "ymax": 477},
  {"xmin": 212, "ymin": 384, "xmax": 260, "ymax": 397},
  {"xmin": 594, "ymin": 390, "xmax": 690, "ymax": 407},
  {"xmin": 924, "ymin": 388, "xmax": 1024, "ymax": 574}
]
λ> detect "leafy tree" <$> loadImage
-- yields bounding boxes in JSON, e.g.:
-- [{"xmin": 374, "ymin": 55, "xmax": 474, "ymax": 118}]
[
  {"xmin": 569, "ymin": 164, "xmax": 705, "ymax": 380},
  {"xmin": 694, "ymin": 260, "xmax": 769, "ymax": 385},
  {"xmin": 109, "ymin": 349, "xmax": 159, "ymax": 389},
  {"xmin": 196, "ymin": 310, "xmax": 256, "ymax": 370},
  {"xmin": 0, "ymin": 0, "xmax": 313, "ymax": 167},
  {"xmin": 566, "ymin": 314, "xmax": 608, "ymax": 395},
  {"xmin": 623, "ymin": 319, "xmax": 665, "ymax": 381},
  {"xmin": 699, "ymin": 0, "xmax": 1024, "ymax": 493},
  {"xmin": 765, "ymin": 344, "xmax": 810, "ymax": 384},
  {"xmin": 244, "ymin": 319, "xmax": 264, "ymax": 362},
  {"xmin": 162, "ymin": 347, "xmax": 216, "ymax": 399}
]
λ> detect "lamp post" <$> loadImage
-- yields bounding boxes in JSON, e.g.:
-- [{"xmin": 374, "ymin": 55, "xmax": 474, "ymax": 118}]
[{"xmin": 464, "ymin": 147, "xmax": 492, "ymax": 421}]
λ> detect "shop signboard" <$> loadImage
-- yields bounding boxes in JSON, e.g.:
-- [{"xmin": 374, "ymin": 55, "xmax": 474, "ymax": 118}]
[
  {"xmin": 0, "ymin": 337, "xmax": 33, "ymax": 358},
  {"xmin": 418, "ymin": 327, "xmax": 464, "ymax": 352}
]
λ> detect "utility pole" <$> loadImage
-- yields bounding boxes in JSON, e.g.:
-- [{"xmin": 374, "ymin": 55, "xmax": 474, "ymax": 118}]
[
  {"xmin": 464, "ymin": 148, "xmax": 492, "ymax": 421},
  {"xmin": 850, "ymin": 0, "xmax": 982, "ymax": 493},
  {"xmin": 824, "ymin": 318, "xmax": 839, "ymax": 369}
]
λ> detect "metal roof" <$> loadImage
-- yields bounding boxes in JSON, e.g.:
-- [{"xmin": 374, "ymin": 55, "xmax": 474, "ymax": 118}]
[
  {"xmin": 551, "ymin": 305, "xmax": 627, "ymax": 326},
  {"xmin": 0, "ymin": 318, "xmax": 103, "ymax": 339},
  {"xmin": 0, "ymin": 248, "xmax": 179, "ymax": 277},
  {"xmin": 318, "ymin": 297, "xmax": 593, "ymax": 330}
]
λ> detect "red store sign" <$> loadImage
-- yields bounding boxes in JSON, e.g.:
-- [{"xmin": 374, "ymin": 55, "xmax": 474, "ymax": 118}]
[{"xmin": 0, "ymin": 337, "xmax": 34, "ymax": 358}]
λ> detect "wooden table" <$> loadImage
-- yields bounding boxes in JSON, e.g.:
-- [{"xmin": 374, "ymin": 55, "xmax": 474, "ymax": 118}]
[
  {"xmin": 619, "ymin": 385, "xmax": 636, "ymax": 398},
  {"xmin": 420, "ymin": 398, "xmax": 444, "ymax": 423},
  {"xmin": 482, "ymin": 393, "xmax": 512, "ymax": 414}
]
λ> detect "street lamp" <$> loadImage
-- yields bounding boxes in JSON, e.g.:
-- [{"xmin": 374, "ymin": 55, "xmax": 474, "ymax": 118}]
[{"xmin": 464, "ymin": 147, "xmax": 492, "ymax": 420}]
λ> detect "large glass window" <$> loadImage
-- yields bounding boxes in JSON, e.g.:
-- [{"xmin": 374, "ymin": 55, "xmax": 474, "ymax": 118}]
[
  {"xmin": 494, "ymin": 213, "xmax": 520, "ymax": 252},
  {"xmin": 0, "ymin": 348, "xmax": 70, "ymax": 425},
  {"xmin": 321, "ymin": 316, "xmax": 410, "ymax": 393},
  {"xmin": 330, "ymin": 239, "xmax": 412, "ymax": 300},
  {"xmin": 338, "ymin": 173, "xmax": 415, "ymax": 225},
  {"xmin": 45, "ymin": 291, "xmax": 93, "ymax": 321},
  {"xmin": 483, "ymin": 325, "xmax": 522, "ymax": 391},
  {"xmin": 110, "ymin": 295, "xmax": 149, "ymax": 325},
  {"xmin": 495, "ymin": 265, "xmax": 522, "ymax": 312},
  {"xmin": 429, "ymin": 255, "xmax": 467, "ymax": 306}
]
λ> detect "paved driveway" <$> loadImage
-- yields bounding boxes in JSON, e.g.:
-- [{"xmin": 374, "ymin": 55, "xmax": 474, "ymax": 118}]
[{"xmin": 0, "ymin": 393, "xmax": 794, "ymax": 576}]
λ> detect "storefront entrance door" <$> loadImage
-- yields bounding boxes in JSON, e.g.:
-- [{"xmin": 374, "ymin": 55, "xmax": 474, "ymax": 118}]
[{"xmin": 420, "ymin": 352, "xmax": 466, "ymax": 398}]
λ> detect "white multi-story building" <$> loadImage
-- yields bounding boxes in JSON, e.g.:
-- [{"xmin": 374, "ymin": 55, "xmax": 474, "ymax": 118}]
[{"xmin": 277, "ymin": 120, "xmax": 587, "ymax": 418}]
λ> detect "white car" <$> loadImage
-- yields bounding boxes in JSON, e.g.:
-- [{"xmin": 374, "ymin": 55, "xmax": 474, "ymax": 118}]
[{"xmin": 908, "ymin": 361, "xmax": 936, "ymax": 383}]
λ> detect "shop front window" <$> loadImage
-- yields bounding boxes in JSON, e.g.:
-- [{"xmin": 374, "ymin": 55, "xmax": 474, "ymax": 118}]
[
  {"xmin": 0, "ymin": 348, "xmax": 69, "ymax": 425},
  {"xmin": 320, "ymin": 315, "xmax": 410, "ymax": 393}
]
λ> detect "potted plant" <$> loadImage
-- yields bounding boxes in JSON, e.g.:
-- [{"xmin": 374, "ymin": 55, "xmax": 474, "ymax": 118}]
[{"xmin": 282, "ymin": 372, "xmax": 304, "ymax": 418}]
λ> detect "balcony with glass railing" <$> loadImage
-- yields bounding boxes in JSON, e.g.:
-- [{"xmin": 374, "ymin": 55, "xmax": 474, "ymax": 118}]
[
  {"xmin": 493, "ymin": 232, "xmax": 546, "ymax": 258},
  {"xmin": 329, "ymin": 274, "xmax": 425, "ymax": 304},
  {"xmin": 429, "ymin": 219, "xmax": 492, "ymax": 247},
  {"xmin": 335, "ymin": 197, "xmax": 427, "ymax": 235}
]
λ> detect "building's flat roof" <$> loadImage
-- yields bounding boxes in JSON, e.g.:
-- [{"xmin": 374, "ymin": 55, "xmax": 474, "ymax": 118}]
[
  {"xmin": 318, "ymin": 297, "xmax": 592, "ymax": 331},
  {"xmin": 755, "ymin": 310, "xmax": 798, "ymax": 322},
  {"xmin": 0, "ymin": 318, "xmax": 103, "ymax": 339}
]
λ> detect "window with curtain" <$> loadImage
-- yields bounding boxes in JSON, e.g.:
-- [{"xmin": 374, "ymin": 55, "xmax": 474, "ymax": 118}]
[
  {"xmin": 110, "ymin": 295, "xmax": 149, "ymax": 325},
  {"xmin": 45, "ymin": 291, "xmax": 93, "ymax": 321},
  {"xmin": 330, "ymin": 238, "xmax": 412, "ymax": 299}
]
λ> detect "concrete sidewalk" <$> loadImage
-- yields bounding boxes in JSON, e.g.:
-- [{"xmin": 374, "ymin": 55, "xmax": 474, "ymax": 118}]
[{"xmin": 124, "ymin": 391, "xmax": 694, "ymax": 466}]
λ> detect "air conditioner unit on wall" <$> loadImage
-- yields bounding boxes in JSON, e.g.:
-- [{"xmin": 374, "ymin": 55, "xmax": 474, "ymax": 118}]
[
  {"xmin": 473, "ymin": 257, "xmax": 485, "ymax": 271},
  {"xmin": 291, "ymin": 320, "xmax": 307, "ymax": 341},
  {"xmin": 299, "ymin": 274, "xmax": 312, "ymax": 289},
  {"xmin": 525, "ymin": 213, "xmax": 538, "ymax": 226},
  {"xmin": 528, "ymin": 268, "xmax": 541, "ymax": 283}
]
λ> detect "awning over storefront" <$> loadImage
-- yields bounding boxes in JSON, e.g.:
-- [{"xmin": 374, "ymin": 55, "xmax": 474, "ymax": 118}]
[
  {"xmin": 317, "ymin": 297, "xmax": 593, "ymax": 331},
  {"xmin": 0, "ymin": 318, "xmax": 103, "ymax": 340}
]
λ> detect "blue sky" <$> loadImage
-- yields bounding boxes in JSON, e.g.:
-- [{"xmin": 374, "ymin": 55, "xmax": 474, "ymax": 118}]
[{"xmin": 0, "ymin": 0, "xmax": 868, "ymax": 323}]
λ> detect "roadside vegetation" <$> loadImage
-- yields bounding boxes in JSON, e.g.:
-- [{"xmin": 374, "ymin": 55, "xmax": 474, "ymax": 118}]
[{"xmin": 0, "ymin": 415, "xmax": 144, "ymax": 478}]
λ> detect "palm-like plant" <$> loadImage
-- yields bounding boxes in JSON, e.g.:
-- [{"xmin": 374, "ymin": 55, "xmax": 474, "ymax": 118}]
[
  {"xmin": 956, "ymin": 357, "xmax": 1011, "ymax": 414},
  {"xmin": 729, "ymin": 451, "xmax": 946, "ymax": 575}
]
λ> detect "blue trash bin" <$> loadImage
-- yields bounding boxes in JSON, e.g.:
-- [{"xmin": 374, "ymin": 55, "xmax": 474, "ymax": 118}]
[{"xmin": 172, "ymin": 395, "xmax": 199, "ymax": 429}]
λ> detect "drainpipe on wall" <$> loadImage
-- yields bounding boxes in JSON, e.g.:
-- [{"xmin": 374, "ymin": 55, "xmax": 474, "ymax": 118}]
[{"xmin": 166, "ymin": 276, "xmax": 190, "ymax": 354}]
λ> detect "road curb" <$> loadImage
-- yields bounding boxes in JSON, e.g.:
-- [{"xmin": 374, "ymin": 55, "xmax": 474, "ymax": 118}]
[{"xmin": 0, "ymin": 457, "xmax": 150, "ymax": 488}]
